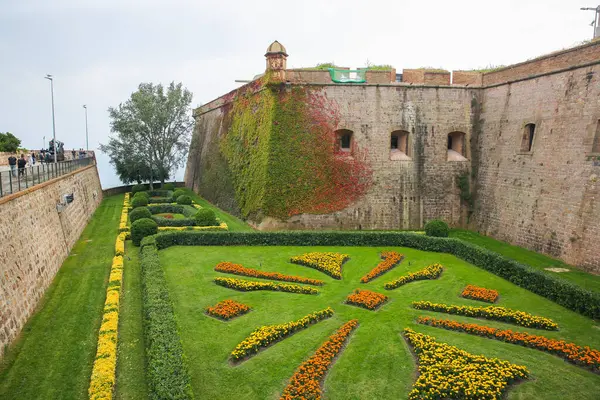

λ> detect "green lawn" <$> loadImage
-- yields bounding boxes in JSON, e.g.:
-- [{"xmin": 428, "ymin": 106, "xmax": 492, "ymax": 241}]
[
  {"xmin": 180, "ymin": 188, "xmax": 254, "ymax": 232},
  {"xmin": 0, "ymin": 194, "xmax": 123, "ymax": 400},
  {"xmin": 450, "ymin": 229, "xmax": 600, "ymax": 292},
  {"xmin": 160, "ymin": 245, "xmax": 600, "ymax": 400}
]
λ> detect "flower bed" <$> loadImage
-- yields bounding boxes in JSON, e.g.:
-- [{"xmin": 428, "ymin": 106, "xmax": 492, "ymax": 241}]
[
  {"xmin": 384, "ymin": 263, "xmax": 443, "ymax": 290},
  {"xmin": 290, "ymin": 252, "xmax": 349, "ymax": 279},
  {"xmin": 157, "ymin": 222, "xmax": 228, "ymax": 231},
  {"xmin": 214, "ymin": 277, "xmax": 319, "ymax": 294},
  {"xmin": 360, "ymin": 251, "xmax": 404, "ymax": 283},
  {"xmin": 412, "ymin": 301, "xmax": 558, "ymax": 330},
  {"xmin": 231, "ymin": 308, "xmax": 334, "ymax": 361},
  {"xmin": 205, "ymin": 299, "xmax": 251, "ymax": 321},
  {"xmin": 215, "ymin": 262, "xmax": 324, "ymax": 286},
  {"xmin": 118, "ymin": 193, "xmax": 130, "ymax": 232},
  {"xmin": 345, "ymin": 289, "xmax": 388, "ymax": 310},
  {"xmin": 461, "ymin": 284, "xmax": 499, "ymax": 303},
  {"xmin": 403, "ymin": 328, "xmax": 528, "ymax": 400},
  {"xmin": 416, "ymin": 316, "xmax": 600, "ymax": 373},
  {"xmin": 280, "ymin": 319, "xmax": 358, "ymax": 400}
]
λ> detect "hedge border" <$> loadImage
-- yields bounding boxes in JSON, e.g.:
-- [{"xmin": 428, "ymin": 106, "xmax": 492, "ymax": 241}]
[
  {"xmin": 148, "ymin": 231, "xmax": 600, "ymax": 320},
  {"xmin": 140, "ymin": 243, "xmax": 193, "ymax": 399}
]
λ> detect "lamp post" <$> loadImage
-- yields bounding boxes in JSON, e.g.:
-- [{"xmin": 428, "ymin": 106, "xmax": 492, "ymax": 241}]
[
  {"xmin": 44, "ymin": 74, "xmax": 57, "ymax": 165},
  {"xmin": 83, "ymin": 105, "xmax": 89, "ymax": 152},
  {"xmin": 581, "ymin": 6, "xmax": 600, "ymax": 39}
]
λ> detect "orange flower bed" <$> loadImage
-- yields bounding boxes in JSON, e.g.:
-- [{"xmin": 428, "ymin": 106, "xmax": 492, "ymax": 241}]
[
  {"xmin": 461, "ymin": 284, "xmax": 499, "ymax": 303},
  {"xmin": 360, "ymin": 251, "xmax": 404, "ymax": 283},
  {"xmin": 215, "ymin": 262, "xmax": 324, "ymax": 286},
  {"xmin": 205, "ymin": 299, "xmax": 251, "ymax": 320},
  {"xmin": 280, "ymin": 319, "xmax": 358, "ymax": 400},
  {"xmin": 417, "ymin": 316, "xmax": 600, "ymax": 373},
  {"xmin": 345, "ymin": 289, "xmax": 388, "ymax": 310}
]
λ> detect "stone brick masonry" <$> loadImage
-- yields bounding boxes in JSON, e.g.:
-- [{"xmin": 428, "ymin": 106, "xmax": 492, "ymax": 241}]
[{"xmin": 0, "ymin": 165, "xmax": 103, "ymax": 358}]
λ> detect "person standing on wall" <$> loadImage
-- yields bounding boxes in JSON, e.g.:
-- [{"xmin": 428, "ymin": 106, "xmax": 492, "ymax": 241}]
[
  {"xmin": 17, "ymin": 154, "xmax": 27, "ymax": 178},
  {"xmin": 31, "ymin": 152, "xmax": 36, "ymax": 165},
  {"xmin": 8, "ymin": 155, "xmax": 17, "ymax": 177}
]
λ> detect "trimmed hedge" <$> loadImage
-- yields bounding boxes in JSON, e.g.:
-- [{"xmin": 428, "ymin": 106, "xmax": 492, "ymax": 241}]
[
  {"xmin": 163, "ymin": 183, "xmax": 175, "ymax": 191},
  {"xmin": 425, "ymin": 219, "xmax": 449, "ymax": 237},
  {"xmin": 129, "ymin": 207, "xmax": 152, "ymax": 223},
  {"xmin": 147, "ymin": 204, "xmax": 198, "ymax": 226},
  {"xmin": 132, "ymin": 184, "xmax": 146, "ymax": 194},
  {"xmin": 194, "ymin": 209, "xmax": 217, "ymax": 226},
  {"xmin": 172, "ymin": 189, "xmax": 186, "ymax": 199},
  {"xmin": 149, "ymin": 231, "xmax": 600, "ymax": 320},
  {"xmin": 134, "ymin": 191, "xmax": 150, "ymax": 201},
  {"xmin": 131, "ymin": 218, "xmax": 158, "ymax": 246},
  {"xmin": 177, "ymin": 195, "xmax": 192, "ymax": 205},
  {"xmin": 140, "ymin": 244, "xmax": 193, "ymax": 400},
  {"xmin": 131, "ymin": 195, "xmax": 149, "ymax": 208}
]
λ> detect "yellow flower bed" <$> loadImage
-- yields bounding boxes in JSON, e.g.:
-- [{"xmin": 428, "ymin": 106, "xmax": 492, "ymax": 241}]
[
  {"xmin": 412, "ymin": 301, "xmax": 559, "ymax": 330},
  {"xmin": 290, "ymin": 252, "xmax": 349, "ymax": 279},
  {"xmin": 404, "ymin": 328, "xmax": 528, "ymax": 400},
  {"xmin": 231, "ymin": 308, "xmax": 333, "ymax": 361},
  {"xmin": 384, "ymin": 263, "xmax": 443, "ymax": 289},
  {"xmin": 157, "ymin": 222, "xmax": 228, "ymax": 231},
  {"xmin": 88, "ymin": 194, "xmax": 129, "ymax": 399},
  {"xmin": 214, "ymin": 277, "xmax": 319, "ymax": 294}
]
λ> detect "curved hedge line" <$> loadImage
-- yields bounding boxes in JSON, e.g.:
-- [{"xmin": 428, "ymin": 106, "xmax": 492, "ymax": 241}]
[
  {"xmin": 150, "ymin": 231, "xmax": 600, "ymax": 320},
  {"xmin": 140, "ymin": 244, "xmax": 193, "ymax": 399}
]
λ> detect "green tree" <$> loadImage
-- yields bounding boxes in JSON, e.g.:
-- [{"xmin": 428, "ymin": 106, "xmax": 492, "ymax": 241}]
[
  {"xmin": 102, "ymin": 82, "xmax": 194, "ymax": 188},
  {"xmin": 0, "ymin": 132, "xmax": 22, "ymax": 152}
]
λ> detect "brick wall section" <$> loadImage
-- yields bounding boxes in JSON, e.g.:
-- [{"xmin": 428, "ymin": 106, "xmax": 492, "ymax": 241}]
[
  {"xmin": 424, "ymin": 72, "xmax": 451, "ymax": 85},
  {"xmin": 0, "ymin": 165, "xmax": 103, "ymax": 357},
  {"xmin": 401, "ymin": 69, "xmax": 425, "ymax": 84},
  {"xmin": 452, "ymin": 71, "xmax": 483, "ymax": 86},
  {"xmin": 474, "ymin": 64, "xmax": 600, "ymax": 273},
  {"xmin": 285, "ymin": 69, "xmax": 333, "ymax": 84},
  {"xmin": 482, "ymin": 40, "xmax": 600, "ymax": 86}
]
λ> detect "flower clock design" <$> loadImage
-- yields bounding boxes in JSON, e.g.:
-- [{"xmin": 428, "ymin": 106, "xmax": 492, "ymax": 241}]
[{"xmin": 210, "ymin": 251, "xmax": 539, "ymax": 400}]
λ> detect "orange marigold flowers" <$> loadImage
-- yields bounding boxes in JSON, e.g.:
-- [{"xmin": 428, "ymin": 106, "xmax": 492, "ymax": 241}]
[
  {"xmin": 345, "ymin": 289, "xmax": 388, "ymax": 310},
  {"xmin": 214, "ymin": 277, "xmax": 319, "ymax": 294},
  {"xmin": 384, "ymin": 263, "xmax": 443, "ymax": 289},
  {"xmin": 280, "ymin": 320, "xmax": 358, "ymax": 400},
  {"xmin": 403, "ymin": 328, "xmax": 528, "ymax": 400},
  {"xmin": 215, "ymin": 262, "xmax": 324, "ymax": 286},
  {"xmin": 462, "ymin": 284, "xmax": 499, "ymax": 303},
  {"xmin": 360, "ymin": 251, "xmax": 404, "ymax": 283},
  {"xmin": 205, "ymin": 299, "xmax": 250, "ymax": 320},
  {"xmin": 412, "ymin": 300, "xmax": 559, "ymax": 330},
  {"xmin": 290, "ymin": 252, "xmax": 349, "ymax": 279},
  {"xmin": 416, "ymin": 316, "xmax": 600, "ymax": 373}
]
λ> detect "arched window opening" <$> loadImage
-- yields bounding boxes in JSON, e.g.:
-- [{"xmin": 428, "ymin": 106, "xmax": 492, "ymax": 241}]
[
  {"xmin": 390, "ymin": 130, "xmax": 411, "ymax": 160},
  {"xmin": 447, "ymin": 131, "xmax": 467, "ymax": 161},
  {"xmin": 335, "ymin": 129, "xmax": 353, "ymax": 152},
  {"xmin": 521, "ymin": 123, "xmax": 536, "ymax": 152}
]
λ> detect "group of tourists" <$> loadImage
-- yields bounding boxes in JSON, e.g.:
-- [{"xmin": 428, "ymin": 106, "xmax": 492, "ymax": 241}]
[{"xmin": 7, "ymin": 154, "xmax": 29, "ymax": 178}]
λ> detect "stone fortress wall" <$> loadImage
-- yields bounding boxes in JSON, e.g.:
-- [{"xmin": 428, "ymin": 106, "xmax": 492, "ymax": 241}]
[
  {"xmin": 186, "ymin": 40, "xmax": 600, "ymax": 272},
  {"xmin": 0, "ymin": 164, "xmax": 103, "ymax": 357}
]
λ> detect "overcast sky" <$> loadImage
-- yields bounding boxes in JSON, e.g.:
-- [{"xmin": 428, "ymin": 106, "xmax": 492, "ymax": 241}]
[{"xmin": 0, "ymin": 0, "xmax": 596, "ymax": 187}]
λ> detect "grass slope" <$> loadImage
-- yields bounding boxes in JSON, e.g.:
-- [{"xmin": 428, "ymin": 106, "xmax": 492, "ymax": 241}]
[
  {"xmin": 160, "ymin": 245, "xmax": 600, "ymax": 400},
  {"xmin": 0, "ymin": 194, "xmax": 123, "ymax": 400},
  {"xmin": 450, "ymin": 229, "xmax": 600, "ymax": 293}
]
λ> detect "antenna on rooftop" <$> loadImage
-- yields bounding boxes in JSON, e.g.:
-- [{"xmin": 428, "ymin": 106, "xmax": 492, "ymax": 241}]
[{"xmin": 580, "ymin": 5, "xmax": 600, "ymax": 39}]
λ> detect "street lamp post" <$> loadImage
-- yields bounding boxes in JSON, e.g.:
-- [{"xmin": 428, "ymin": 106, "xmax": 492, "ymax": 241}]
[
  {"xmin": 44, "ymin": 74, "xmax": 57, "ymax": 165},
  {"xmin": 581, "ymin": 5, "xmax": 600, "ymax": 39},
  {"xmin": 83, "ymin": 105, "xmax": 89, "ymax": 152}
]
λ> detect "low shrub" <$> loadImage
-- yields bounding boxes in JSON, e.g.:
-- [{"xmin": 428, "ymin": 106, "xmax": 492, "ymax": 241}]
[
  {"xmin": 139, "ymin": 244, "xmax": 193, "ymax": 399},
  {"xmin": 131, "ymin": 195, "xmax": 149, "ymax": 208},
  {"xmin": 163, "ymin": 183, "xmax": 175, "ymax": 191},
  {"xmin": 172, "ymin": 189, "xmax": 186, "ymax": 199},
  {"xmin": 425, "ymin": 219, "xmax": 449, "ymax": 237},
  {"xmin": 134, "ymin": 191, "xmax": 150, "ymax": 200},
  {"xmin": 176, "ymin": 195, "xmax": 192, "ymax": 205},
  {"xmin": 148, "ymin": 190, "xmax": 170, "ymax": 197},
  {"xmin": 148, "ymin": 231, "xmax": 600, "ymax": 320},
  {"xmin": 131, "ymin": 184, "xmax": 146, "ymax": 194},
  {"xmin": 194, "ymin": 209, "xmax": 217, "ymax": 226},
  {"xmin": 131, "ymin": 218, "xmax": 158, "ymax": 246},
  {"xmin": 129, "ymin": 207, "xmax": 152, "ymax": 223}
]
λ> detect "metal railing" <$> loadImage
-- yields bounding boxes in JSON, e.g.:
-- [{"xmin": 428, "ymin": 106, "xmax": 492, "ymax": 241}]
[{"xmin": 0, "ymin": 157, "xmax": 94, "ymax": 197}]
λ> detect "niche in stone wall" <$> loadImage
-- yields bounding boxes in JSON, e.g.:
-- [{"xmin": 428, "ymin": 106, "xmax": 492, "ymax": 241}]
[
  {"xmin": 335, "ymin": 129, "xmax": 353, "ymax": 153},
  {"xmin": 390, "ymin": 130, "xmax": 411, "ymax": 160},
  {"xmin": 592, "ymin": 120, "xmax": 600, "ymax": 154},
  {"xmin": 520, "ymin": 123, "xmax": 536, "ymax": 152},
  {"xmin": 447, "ymin": 131, "xmax": 468, "ymax": 161}
]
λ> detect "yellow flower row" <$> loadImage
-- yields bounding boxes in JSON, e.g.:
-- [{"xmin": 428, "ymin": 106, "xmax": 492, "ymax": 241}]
[
  {"xmin": 404, "ymin": 328, "xmax": 529, "ymax": 400},
  {"xmin": 119, "ymin": 193, "xmax": 130, "ymax": 232},
  {"xmin": 384, "ymin": 264, "xmax": 443, "ymax": 289},
  {"xmin": 157, "ymin": 222, "xmax": 228, "ymax": 231},
  {"xmin": 231, "ymin": 308, "xmax": 334, "ymax": 361},
  {"xmin": 88, "ymin": 195, "xmax": 129, "ymax": 399},
  {"xmin": 214, "ymin": 277, "xmax": 319, "ymax": 294},
  {"xmin": 290, "ymin": 252, "xmax": 349, "ymax": 279},
  {"xmin": 412, "ymin": 301, "xmax": 559, "ymax": 330}
]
